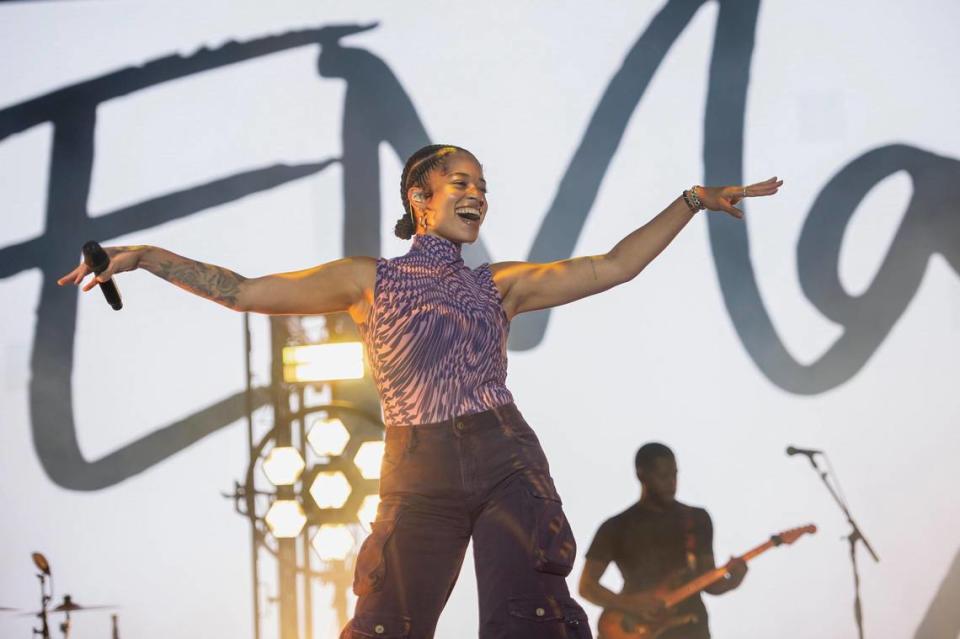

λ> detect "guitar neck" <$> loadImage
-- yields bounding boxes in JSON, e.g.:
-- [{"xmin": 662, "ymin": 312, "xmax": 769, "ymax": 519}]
[{"xmin": 661, "ymin": 539, "xmax": 774, "ymax": 608}]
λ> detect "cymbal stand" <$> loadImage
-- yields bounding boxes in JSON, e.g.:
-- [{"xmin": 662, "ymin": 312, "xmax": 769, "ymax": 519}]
[
  {"xmin": 58, "ymin": 609, "xmax": 72, "ymax": 639},
  {"xmin": 31, "ymin": 572, "xmax": 53, "ymax": 639}
]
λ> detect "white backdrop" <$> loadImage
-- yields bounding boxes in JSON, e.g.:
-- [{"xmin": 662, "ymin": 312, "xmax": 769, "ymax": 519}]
[{"xmin": 2, "ymin": 1, "xmax": 959, "ymax": 638}]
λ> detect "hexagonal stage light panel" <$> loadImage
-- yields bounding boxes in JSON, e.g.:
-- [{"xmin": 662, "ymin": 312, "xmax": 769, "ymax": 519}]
[
  {"xmin": 262, "ymin": 446, "xmax": 305, "ymax": 486},
  {"xmin": 309, "ymin": 471, "xmax": 352, "ymax": 509},
  {"xmin": 265, "ymin": 500, "xmax": 307, "ymax": 539},
  {"xmin": 354, "ymin": 441, "xmax": 385, "ymax": 480},
  {"xmin": 307, "ymin": 417, "xmax": 350, "ymax": 457},
  {"xmin": 311, "ymin": 525, "xmax": 355, "ymax": 561}
]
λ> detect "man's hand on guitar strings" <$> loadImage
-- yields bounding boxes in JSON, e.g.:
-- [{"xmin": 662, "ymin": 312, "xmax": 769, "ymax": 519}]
[{"xmin": 619, "ymin": 591, "xmax": 666, "ymax": 621}]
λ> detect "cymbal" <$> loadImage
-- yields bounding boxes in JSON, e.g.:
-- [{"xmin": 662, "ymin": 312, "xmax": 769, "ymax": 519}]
[{"xmin": 19, "ymin": 595, "xmax": 116, "ymax": 616}]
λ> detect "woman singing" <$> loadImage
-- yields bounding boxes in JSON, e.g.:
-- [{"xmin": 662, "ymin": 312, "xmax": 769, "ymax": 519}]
[{"xmin": 59, "ymin": 144, "xmax": 781, "ymax": 639}]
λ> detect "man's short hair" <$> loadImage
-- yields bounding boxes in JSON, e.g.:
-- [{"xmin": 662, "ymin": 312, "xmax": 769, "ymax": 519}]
[{"xmin": 634, "ymin": 442, "xmax": 675, "ymax": 472}]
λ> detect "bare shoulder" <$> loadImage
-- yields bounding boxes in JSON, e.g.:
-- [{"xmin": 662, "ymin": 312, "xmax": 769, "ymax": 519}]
[
  {"xmin": 341, "ymin": 255, "xmax": 378, "ymax": 289},
  {"xmin": 488, "ymin": 261, "xmax": 532, "ymax": 316},
  {"xmin": 489, "ymin": 260, "xmax": 532, "ymax": 286},
  {"xmin": 489, "ymin": 260, "xmax": 533, "ymax": 271},
  {"xmin": 306, "ymin": 255, "xmax": 377, "ymax": 293},
  {"xmin": 342, "ymin": 255, "xmax": 378, "ymax": 325},
  {"xmin": 489, "ymin": 260, "xmax": 525, "ymax": 274}
]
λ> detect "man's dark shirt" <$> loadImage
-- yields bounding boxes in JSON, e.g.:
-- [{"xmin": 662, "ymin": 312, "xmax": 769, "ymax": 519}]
[{"xmin": 586, "ymin": 500, "xmax": 714, "ymax": 639}]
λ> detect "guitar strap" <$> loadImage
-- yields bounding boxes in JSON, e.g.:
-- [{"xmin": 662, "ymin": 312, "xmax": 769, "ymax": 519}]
[{"xmin": 683, "ymin": 507, "xmax": 698, "ymax": 573}]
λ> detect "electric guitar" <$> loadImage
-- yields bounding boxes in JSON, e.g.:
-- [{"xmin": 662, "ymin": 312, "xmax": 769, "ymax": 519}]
[{"xmin": 597, "ymin": 524, "xmax": 816, "ymax": 639}]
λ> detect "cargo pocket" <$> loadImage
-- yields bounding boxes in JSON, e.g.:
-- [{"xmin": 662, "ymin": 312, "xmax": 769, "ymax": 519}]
[
  {"xmin": 341, "ymin": 612, "xmax": 411, "ymax": 638},
  {"xmin": 507, "ymin": 595, "xmax": 590, "ymax": 638},
  {"xmin": 352, "ymin": 513, "xmax": 400, "ymax": 596},
  {"xmin": 527, "ymin": 482, "xmax": 577, "ymax": 576}
]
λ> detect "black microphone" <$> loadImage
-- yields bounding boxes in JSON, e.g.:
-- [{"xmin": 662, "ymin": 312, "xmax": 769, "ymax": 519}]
[
  {"xmin": 82, "ymin": 241, "xmax": 123, "ymax": 310},
  {"xmin": 786, "ymin": 445, "xmax": 822, "ymax": 459}
]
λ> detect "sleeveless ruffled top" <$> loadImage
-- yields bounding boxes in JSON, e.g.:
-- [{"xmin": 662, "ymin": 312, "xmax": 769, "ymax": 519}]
[{"xmin": 358, "ymin": 234, "xmax": 514, "ymax": 427}]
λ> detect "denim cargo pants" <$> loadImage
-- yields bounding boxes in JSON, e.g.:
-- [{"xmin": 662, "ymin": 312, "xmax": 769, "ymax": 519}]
[{"xmin": 340, "ymin": 403, "xmax": 591, "ymax": 639}]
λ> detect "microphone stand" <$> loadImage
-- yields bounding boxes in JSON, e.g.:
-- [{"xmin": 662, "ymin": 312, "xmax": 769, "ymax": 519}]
[{"xmin": 802, "ymin": 454, "xmax": 879, "ymax": 639}]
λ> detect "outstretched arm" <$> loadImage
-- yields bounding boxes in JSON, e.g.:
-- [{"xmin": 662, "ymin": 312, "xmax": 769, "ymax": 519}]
[
  {"xmin": 492, "ymin": 178, "xmax": 782, "ymax": 319},
  {"xmin": 58, "ymin": 245, "xmax": 376, "ymax": 318}
]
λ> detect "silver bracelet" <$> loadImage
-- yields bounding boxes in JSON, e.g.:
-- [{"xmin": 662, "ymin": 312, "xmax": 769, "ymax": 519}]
[{"xmin": 682, "ymin": 186, "xmax": 705, "ymax": 212}]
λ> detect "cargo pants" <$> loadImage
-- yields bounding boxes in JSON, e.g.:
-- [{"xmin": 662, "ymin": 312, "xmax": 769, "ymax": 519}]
[{"xmin": 340, "ymin": 403, "xmax": 591, "ymax": 639}]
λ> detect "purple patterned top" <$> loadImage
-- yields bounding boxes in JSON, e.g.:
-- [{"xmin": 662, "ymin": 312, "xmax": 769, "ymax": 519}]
[{"xmin": 358, "ymin": 234, "xmax": 515, "ymax": 427}]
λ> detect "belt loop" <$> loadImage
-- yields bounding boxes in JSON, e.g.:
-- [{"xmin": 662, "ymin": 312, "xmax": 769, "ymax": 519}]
[{"xmin": 407, "ymin": 426, "xmax": 419, "ymax": 453}]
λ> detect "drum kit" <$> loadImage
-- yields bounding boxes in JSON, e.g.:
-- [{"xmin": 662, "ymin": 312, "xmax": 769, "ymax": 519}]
[{"xmin": 1, "ymin": 552, "xmax": 120, "ymax": 638}]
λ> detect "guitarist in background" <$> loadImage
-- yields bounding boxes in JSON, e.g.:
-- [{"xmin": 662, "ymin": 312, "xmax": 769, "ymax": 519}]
[{"xmin": 579, "ymin": 443, "xmax": 747, "ymax": 638}]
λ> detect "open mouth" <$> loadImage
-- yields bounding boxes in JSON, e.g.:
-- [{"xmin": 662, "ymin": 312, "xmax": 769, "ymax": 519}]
[{"xmin": 456, "ymin": 207, "xmax": 481, "ymax": 222}]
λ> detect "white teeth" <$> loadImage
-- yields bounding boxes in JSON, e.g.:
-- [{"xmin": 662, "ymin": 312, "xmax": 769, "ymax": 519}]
[{"xmin": 456, "ymin": 207, "xmax": 481, "ymax": 224}]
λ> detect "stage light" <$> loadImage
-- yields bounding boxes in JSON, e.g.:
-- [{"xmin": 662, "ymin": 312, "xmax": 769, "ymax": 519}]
[
  {"xmin": 262, "ymin": 447, "xmax": 305, "ymax": 486},
  {"xmin": 265, "ymin": 500, "xmax": 307, "ymax": 539},
  {"xmin": 306, "ymin": 416, "xmax": 350, "ymax": 457},
  {"xmin": 357, "ymin": 495, "xmax": 380, "ymax": 529},
  {"xmin": 354, "ymin": 441, "xmax": 385, "ymax": 480},
  {"xmin": 282, "ymin": 343, "xmax": 364, "ymax": 383},
  {"xmin": 309, "ymin": 471, "xmax": 352, "ymax": 509},
  {"xmin": 310, "ymin": 525, "xmax": 355, "ymax": 562}
]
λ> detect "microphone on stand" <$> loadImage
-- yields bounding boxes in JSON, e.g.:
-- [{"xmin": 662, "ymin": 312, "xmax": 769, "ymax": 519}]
[
  {"xmin": 788, "ymin": 442, "xmax": 878, "ymax": 639},
  {"xmin": 82, "ymin": 241, "xmax": 123, "ymax": 310},
  {"xmin": 786, "ymin": 445, "xmax": 822, "ymax": 459}
]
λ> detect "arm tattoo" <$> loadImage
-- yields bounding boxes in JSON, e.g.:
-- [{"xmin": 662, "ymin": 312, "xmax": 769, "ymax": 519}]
[{"xmin": 150, "ymin": 259, "xmax": 247, "ymax": 309}]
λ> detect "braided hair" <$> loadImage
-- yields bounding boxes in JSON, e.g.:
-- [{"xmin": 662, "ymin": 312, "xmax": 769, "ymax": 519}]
[{"xmin": 395, "ymin": 144, "xmax": 475, "ymax": 239}]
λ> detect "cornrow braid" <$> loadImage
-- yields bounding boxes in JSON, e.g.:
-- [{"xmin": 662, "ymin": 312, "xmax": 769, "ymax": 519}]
[{"xmin": 395, "ymin": 144, "xmax": 474, "ymax": 239}]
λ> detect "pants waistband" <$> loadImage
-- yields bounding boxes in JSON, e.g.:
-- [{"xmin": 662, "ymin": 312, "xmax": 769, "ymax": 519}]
[{"xmin": 385, "ymin": 402, "xmax": 521, "ymax": 435}]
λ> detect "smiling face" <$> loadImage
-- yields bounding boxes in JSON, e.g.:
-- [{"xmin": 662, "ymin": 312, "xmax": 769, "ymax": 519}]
[{"xmin": 407, "ymin": 151, "xmax": 488, "ymax": 244}]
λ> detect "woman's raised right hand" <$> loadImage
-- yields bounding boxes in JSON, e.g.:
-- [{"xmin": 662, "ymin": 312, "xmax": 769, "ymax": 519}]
[{"xmin": 57, "ymin": 245, "xmax": 148, "ymax": 292}]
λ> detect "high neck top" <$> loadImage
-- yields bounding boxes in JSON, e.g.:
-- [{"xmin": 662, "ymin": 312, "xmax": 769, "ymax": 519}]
[
  {"xmin": 358, "ymin": 234, "xmax": 514, "ymax": 427},
  {"xmin": 410, "ymin": 233, "xmax": 463, "ymax": 266}
]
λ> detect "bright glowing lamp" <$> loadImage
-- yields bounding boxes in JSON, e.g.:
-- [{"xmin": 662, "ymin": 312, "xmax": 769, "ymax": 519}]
[
  {"xmin": 357, "ymin": 495, "xmax": 381, "ymax": 529},
  {"xmin": 282, "ymin": 343, "xmax": 364, "ymax": 383},
  {"xmin": 307, "ymin": 417, "xmax": 350, "ymax": 457},
  {"xmin": 265, "ymin": 500, "xmax": 307, "ymax": 539},
  {"xmin": 311, "ymin": 525, "xmax": 355, "ymax": 561},
  {"xmin": 309, "ymin": 471, "xmax": 352, "ymax": 509},
  {"xmin": 354, "ymin": 441, "xmax": 386, "ymax": 480},
  {"xmin": 262, "ymin": 447, "xmax": 305, "ymax": 486}
]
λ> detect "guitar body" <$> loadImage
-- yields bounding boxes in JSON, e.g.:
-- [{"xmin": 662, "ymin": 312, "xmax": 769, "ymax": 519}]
[
  {"xmin": 595, "ymin": 524, "xmax": 816, "ymax": 639},
  {"xmin": 597, "ymin": 608, "xmax": 697, "ymax": 639}
]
